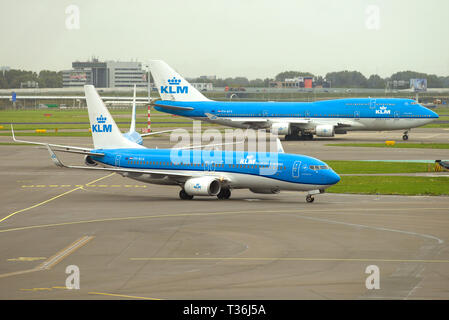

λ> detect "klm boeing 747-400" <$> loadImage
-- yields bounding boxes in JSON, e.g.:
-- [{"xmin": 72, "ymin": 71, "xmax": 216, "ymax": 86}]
[
  {"xmin": 149, "ymin": 60, "xmax": 439, "ymax": 141},
  {"xmin": 11, "ymin": 85, "xmax": 340, "ymax": 202}
]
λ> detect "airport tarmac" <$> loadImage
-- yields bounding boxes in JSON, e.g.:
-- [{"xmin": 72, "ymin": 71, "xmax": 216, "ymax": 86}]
[{"xmin": 0, "ymin": 128, "xmax": 449, "ymax": 299}]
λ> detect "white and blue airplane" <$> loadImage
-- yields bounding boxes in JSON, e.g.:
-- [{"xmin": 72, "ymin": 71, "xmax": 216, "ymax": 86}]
[
  {"xmin": 149, "ymin": 60, "xmax": 439, "ymax": 141},
  {"xmin": 12, "ymin": 85, "xmax": 340, "ymax": 202},
  {"xmin": 118, "ymin": 84, "xmax": 173, "ymax": 146}
]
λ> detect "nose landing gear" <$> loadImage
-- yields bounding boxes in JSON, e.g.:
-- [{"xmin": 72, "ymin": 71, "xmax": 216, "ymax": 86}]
[
  {"xmin": 402, "ymin": 129, "xmax": 410, "ymax": 141},
  {"xmin": 306, "ymin": 195, "xmax": 315, "ymax": 203},
  {"xmin": 306, "ymin": 189, "xmax": 323, "ymax": 203}
]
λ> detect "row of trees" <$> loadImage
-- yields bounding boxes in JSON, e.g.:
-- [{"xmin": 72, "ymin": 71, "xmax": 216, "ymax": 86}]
[
  {"xmin": 1, "ymin": 69, "xmax": 448, "ymax": 89},
  {"xmin": 186, "ymin": 70, "xmax": 449, "ymax": 89},
  {"xmin": 0, "ymin": 70, "xmax": 62, "ymax": 89}
]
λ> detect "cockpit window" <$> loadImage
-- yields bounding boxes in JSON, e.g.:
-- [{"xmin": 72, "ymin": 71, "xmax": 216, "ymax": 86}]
[{"xmin": 310, "ymin": 165, "xmax": 329, "ymax": 170}]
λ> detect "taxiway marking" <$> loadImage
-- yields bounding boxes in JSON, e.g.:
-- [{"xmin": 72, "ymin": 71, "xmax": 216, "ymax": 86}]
[
  {"xmin": 0, "ymin": 173, "xmax": 115, "ymax": 224},
  {"xmin": 37, "ymin": 235, "xmax": 94, "ymax": 270},
  {"xmin": 0, "ymin": 236, "xmax": 94, "ymax": 279},
  {"xmin": 21, "ymin": 184, "xmax": 147, "ymax": 189},
  {"xmin": 88, "ymin": 292, "xmax": 162, "ymax": 300},
  {"xmin": 0, "ymin": 207, "xmax": 446, "ymax": 245},
  {"xmin": 129, "ymin": 257, "xmax": 449, "ymax": 264}
]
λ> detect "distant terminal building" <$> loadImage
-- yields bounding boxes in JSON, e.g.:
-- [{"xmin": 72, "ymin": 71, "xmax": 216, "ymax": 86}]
[
  {"xmin": 62, "ymin": 58, "xmax": 147, "ymax": 88},
  {"xmin": 199, "ymin": 75, "xmax": 217, "ymax": 81},
  {"xmin": 20, "ymin": 80, "xmax": 39, "ymax": 88},
  {"xmin": 386, "ymin": 80, "xmax": 411, "ymax": 91},
  {"xmin": 191, "ymin": 83, "xmax": 214, "ymax": 91},
  {"xmin": 270, "ymin": 77, "xmax": 330, "ymax": 89}
]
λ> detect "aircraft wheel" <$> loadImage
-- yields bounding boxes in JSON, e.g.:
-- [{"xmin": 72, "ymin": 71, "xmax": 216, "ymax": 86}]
[
  {"xmin": 306, "ymin": 195, "xmax": 315, "ymax": 203},
  {"xmin": 217, "ymin": 188, "xmax": 231, "ymax": 200},
  {"xmin": 402, "ymin": 134, "xmax": 409, "ymax": 141},
  {"xmin": 179, "ymin": 189, "xmax": 193, "ymax": 200}
]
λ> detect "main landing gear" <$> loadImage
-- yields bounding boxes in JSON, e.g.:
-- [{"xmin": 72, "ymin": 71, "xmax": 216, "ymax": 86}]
[
  {"xmin": 179, "ymin": 189, "xmax": 193, "ymax": 200},
  {"xmin": 285, "ymin": 133, "xmax": 314, "ymax": 141},
  {"xmin": 217, "ymin": 188, "xmax": 231, "ymax": 200},
  {"xmin": 402, "ymin": 129, "xmax": 410, "ymax": 141},
  {"xmin": 178, "ymin": 188, "xmax": 232, "ymax": 200}
]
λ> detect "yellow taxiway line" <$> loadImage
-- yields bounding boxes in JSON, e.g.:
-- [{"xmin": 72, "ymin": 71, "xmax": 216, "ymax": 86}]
[
  {"xmin": 0, "ymin": 236, "xmax": 94, "ymax": 279},
  {"xmin": 0, "ymin": 173, "xmax": 115, "ymax": 224},
  {"xmin": 37, "ymin": 235, "xmax": 94, "ymax": 270},
  {"xmin": 129, "ymin": 257, "xmax": 449, "ymax": 264},
  {"xmin": 88, "ymin": 292, "xmax": 162, "ymax": 300},
  {"xmin": 0, "ymin": 206, "xmax": 447, "ymax": 236}
]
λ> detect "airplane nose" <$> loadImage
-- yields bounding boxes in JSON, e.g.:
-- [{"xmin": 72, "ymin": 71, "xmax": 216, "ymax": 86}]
[
  {"xmin": 327, "ymin": 171, "xmax": 341, "ymax": 185},
  {"xmin": 430, "ymin": 110, "xmax": 439, "ymax": 118}
]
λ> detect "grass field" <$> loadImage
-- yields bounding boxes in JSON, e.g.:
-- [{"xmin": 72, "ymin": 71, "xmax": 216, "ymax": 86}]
[
  {"xmin": 327, "ymin": 176, "xmax": 449, "ymax": 196},
  {"xmin": 325, "ymin": 160, "xmax": 435, "ymax": 174},
  {"xmin": 326, "ymin": 143, "xmax": 449, "ymax": 149},
  {"xmin": 0, "ymin": 108, "xmax": 195, "ymax": 131}
]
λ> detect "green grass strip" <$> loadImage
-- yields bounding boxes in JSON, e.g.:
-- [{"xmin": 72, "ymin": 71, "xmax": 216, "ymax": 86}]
[
  {"xmin": 326, "ymin": 143, "xmax": 449, "ymax": 149},
  {"xmin": 325, "ymin": 161, "xmax": 434, "ymax": 174},
  {"xmin": 327, "ymin": 176, "xmax": 449, "ymax": 196}
]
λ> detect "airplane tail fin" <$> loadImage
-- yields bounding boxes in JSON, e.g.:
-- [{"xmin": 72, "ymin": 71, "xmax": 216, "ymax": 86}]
[
  {"xmin": 148, "ymin": 60, "xmax": 210, "ymax": 102},
  {"xmin": 84, "ymin": 85, "xmax": 144, "ymax": 149}
]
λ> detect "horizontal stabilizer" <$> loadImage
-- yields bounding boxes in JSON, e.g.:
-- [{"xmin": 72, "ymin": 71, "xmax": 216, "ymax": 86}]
[
  {"xmin": 10, "ymin": 125, "xmax": 104, "ymax": 156},
  {"xmin": 153, "ymin": 102, "xmax": 194, "ymax": 111}
]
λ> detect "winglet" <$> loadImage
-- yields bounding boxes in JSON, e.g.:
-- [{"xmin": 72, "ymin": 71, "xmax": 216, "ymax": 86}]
[
  {"xmin": 11, "ymin": 124, "xmax": 16, "ymax": 142},
  {"xmin": 276, "ymin": 138, "xmax": 285, "ymax": 153},
  {"xmin": 45, "ymin": 144, "xmax": 64, "ymax": 167}
]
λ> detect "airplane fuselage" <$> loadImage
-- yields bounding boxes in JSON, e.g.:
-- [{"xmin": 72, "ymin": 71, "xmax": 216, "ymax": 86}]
[
  {"xmin": 91, "ymin": 148, "xmax": 340, "ymax": 192},
  {"xmin": 154, "ymin": 98, "xmax": 439, "ymax": 133}
]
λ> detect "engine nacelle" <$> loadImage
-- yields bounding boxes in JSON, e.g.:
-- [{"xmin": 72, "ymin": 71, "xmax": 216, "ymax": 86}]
[
  {"xmin": 271, "ymin": 122, "xmax": 291, "ymax": 135},
  {"xmin": 315, "ymin": 125, "xmax": 335, "ymax": 137},
  {"xmin": 184, "ymin": 177, "xmax": 221, "ymax": 196},
  {"xmin": 84, "ymin": 155, "xmax": 98, "ymax": 166}
]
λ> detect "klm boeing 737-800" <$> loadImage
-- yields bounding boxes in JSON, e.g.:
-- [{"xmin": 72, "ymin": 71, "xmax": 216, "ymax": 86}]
[
  {"xmin": 149, "ymin": 60, "xmax": 439, "ymax": 141},
  {"xmin": 12, "ymin": 85, "xmax": 340, "ymax": 202}
]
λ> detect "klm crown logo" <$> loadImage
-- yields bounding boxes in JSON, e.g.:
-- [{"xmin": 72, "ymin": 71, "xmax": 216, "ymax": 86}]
[
  {"xmin": 167, "ymin": 77, "xmax": 181, "ymax": 86},
  {"xmin": 96, "ymin": 115, "xmax": 107, "ymax": 123},
  {"xmin": 92, "ymin": 114, "xmax": 112, "ymax": 133},
  {"xmin": 193, "ymin": 183, "xmax": 201, "ymax": 190},
  {"xmin": 160, "ymin": 77, "xmax": 188, "ymax": 95}
]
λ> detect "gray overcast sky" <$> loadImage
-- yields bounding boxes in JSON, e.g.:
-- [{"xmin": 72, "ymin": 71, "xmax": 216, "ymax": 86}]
[{"xmin": 1, "ymin": 0, "xmax": 448, "ymax": 79}]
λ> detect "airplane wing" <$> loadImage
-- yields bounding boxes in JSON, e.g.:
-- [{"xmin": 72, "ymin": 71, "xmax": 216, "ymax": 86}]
[
  {"xmin": 291, "ymin": 119, "xmax": 354, "ymax": 128},
  {"xmin": 45, "ymin": 145, "xmax": 230, "ymax": 183},
  {"xmin": 175, "ymin": 138, "xmax": 245, "ymax": 150},
  {"xmin": 203, "ymin": 114, "xmax": 355, "ymax": 131},
  {"xmin": 140, "ymin": 129, "xmax": 176, "ymax": 138},
  {"xmin": 11, "ymin": 125, "xmax": 104, "ymax": 156}
]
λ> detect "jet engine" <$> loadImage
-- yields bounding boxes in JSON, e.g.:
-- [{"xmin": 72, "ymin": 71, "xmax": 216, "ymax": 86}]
[
  {"xmin": 271, "ymin": 123, "xmax": 291, "ymax": 135},
  {"xmin": 84, "ymin": 155, "xmax": 98, "ymax": 166},
  {"xmin": 315, "ymin": 125, "xmax": 335, "ymax": 137},
  {"xmin": 184, "ymin": 177, "xmax": 221, "ymax": 196}
]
